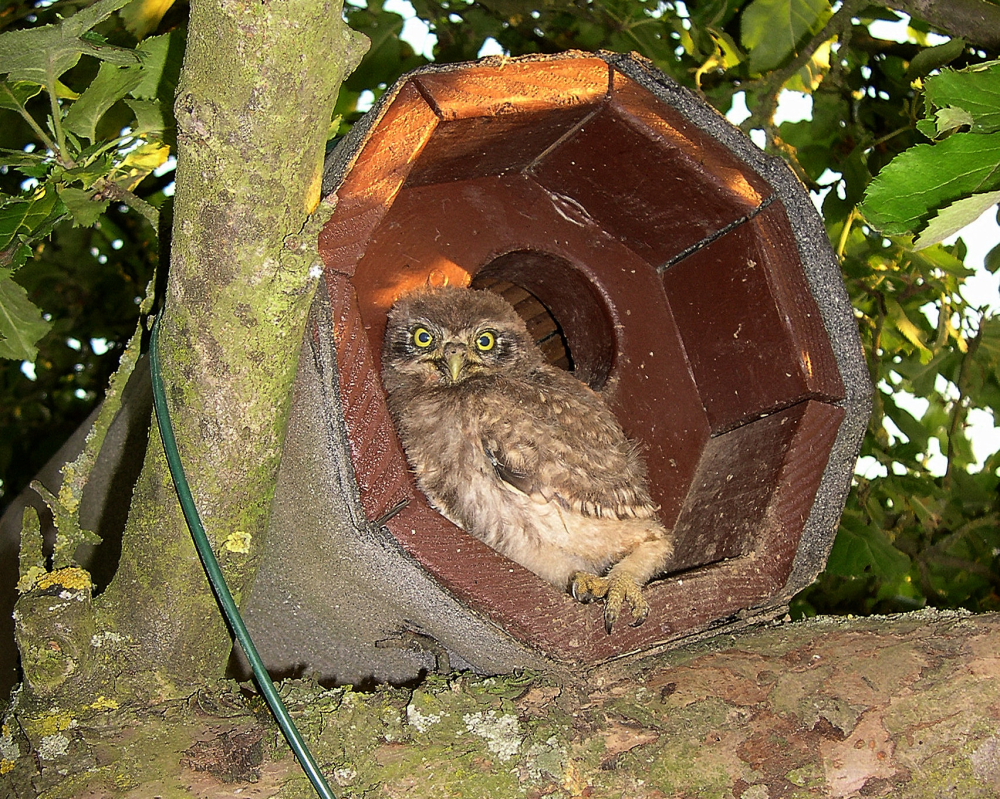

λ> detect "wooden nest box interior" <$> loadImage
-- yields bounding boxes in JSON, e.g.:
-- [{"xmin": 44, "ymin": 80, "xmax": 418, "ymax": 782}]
[{"xmin": 317, "ymin": 52, "xmax": 870, "ymax": 663}]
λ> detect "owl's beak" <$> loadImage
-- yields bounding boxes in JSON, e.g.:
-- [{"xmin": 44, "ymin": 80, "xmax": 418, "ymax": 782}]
[{"xmin": 446, "ymin": 351, "xmax": 466, "ymax": 383}]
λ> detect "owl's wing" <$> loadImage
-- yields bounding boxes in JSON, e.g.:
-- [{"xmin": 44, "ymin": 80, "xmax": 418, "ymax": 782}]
[
  {"xmin": 483, "ymin": 444, "xmax": 534, "ymax": 496},
  {"xmin": 481, "ymin": 370, "xmax": 660, "ymax": 521}
]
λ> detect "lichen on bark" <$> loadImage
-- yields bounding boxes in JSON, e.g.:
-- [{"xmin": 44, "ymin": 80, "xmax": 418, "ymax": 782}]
[
  {"xmin": 12, "ymin": 0, "xmax": 368, "ymax": 709},
  {"xmin": 5, "ymin": 609, "xmax": 1000, "ymax": 797}
]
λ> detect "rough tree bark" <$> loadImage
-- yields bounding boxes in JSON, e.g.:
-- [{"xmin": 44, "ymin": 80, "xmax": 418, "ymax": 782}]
[
  {"xmin": 4, "ymin": 609, "xmax": 1000, "ymax": 797},
  {"xmin": 885, "ymin": 0, "xmax": 1000, "ymax": 50},
  {"xmin": 90, "ymin": 0, "xmax": 366, "ymax": 697},
  {"xmin": 6, "ymin": 0, "xmax": 367, "ymax": 745}
]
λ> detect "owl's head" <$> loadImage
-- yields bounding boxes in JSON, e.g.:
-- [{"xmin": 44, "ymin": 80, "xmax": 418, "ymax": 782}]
[{"xmin": 383, "ymin": 286, "xmax": 543, "ymax": 389}]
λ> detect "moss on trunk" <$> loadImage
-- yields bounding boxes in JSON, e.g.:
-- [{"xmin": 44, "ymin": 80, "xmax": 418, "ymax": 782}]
[
  {"xmin": 13, "ymin": 0, "xmax": 367, "ymax": 704},
  {"xmin": 91, "ymin": 0, "xmax": 367, "ymax": 695}
]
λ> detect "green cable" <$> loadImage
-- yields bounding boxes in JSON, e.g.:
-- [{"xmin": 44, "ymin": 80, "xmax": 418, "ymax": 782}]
[{"xmin": 149, "ymin": 317, "xmax": 337, "ymax": 799}]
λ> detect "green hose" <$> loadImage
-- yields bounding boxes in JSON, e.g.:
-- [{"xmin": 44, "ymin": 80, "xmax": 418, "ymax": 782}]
[{"xmin": 149, "ymin": 317, "xmax": 337, "ymax": 799}]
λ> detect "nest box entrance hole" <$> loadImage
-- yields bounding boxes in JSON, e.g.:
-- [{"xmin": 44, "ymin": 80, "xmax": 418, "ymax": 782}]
[{"xmin": 470, "ymin": 249, "xmax": 615, "ymax": 391}]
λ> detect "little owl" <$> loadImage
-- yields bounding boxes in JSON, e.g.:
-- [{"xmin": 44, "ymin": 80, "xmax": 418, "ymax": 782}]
[{"xmin": 382, "ymin": 285, "xmax": 673, "ymax": 633}]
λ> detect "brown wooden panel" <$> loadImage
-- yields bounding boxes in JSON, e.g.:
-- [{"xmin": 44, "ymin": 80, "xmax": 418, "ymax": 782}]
[
  {"xmin": 669, "ymin": 401, "xmax": 843, "ymax": 569},
  {"xmin": 759, "ymin": 203, "xmax": 847, "ymax": 402},
  {"xmin": 326, "ymin": 272, "xmax": 411, "ymax": 523},
  {"xmin": 349, "ymin": 174, "xmax": 711, "ymax": 529},
  {"xmin": 661, "ymin": 202, "xmax": 846, "ymax": 433},
  {"xmin": 403, "ymin": 104, "xmax": 601, "ymax": 188},
  {"xmin": 319, "ymin": 82, "xmax": 439, "ymax": 276},
  {"xmin": 609, "ymin": 68, "xmax": 772, "ymax": 211},
  {"xmin": 385, "ymin": 496, "xmax": 580, "ymax": 649},
  {"xmin": 412, "ymin": 57, "xmax": 610, "ymax": 120},
  {"xmin": 529, "ymin": 102, "xmax": 767, "ymax": 268}
]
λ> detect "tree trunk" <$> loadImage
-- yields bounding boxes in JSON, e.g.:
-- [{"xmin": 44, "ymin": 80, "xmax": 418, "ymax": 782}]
[
  {"xmin": 11, "ymin": 0, "xmax": 368, "ymax": 705},
  {"xmin": 4, "ymin": 608, "xmax": 999, "ymax": 797}
]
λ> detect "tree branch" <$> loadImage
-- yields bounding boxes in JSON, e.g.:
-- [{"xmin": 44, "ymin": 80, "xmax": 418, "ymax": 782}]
[
  {"xmin": 740, "ymin": 0, "xmax": 868, "ymax": 141},
  {"xmin": 944, "ymin": 312, "xmax": 986, "ymax": 483},
  {"xmin": 9, "ymin": 609, "xmax": 1000, "ymax": 796},
  {"xmin": 886, "ymin": 0, "xmax": 1000, "ymax": 50}
]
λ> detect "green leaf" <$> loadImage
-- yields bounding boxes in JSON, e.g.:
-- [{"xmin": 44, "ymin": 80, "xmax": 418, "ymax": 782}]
[
  {"xmin": 52, "ymin": 80, "xmax": 81, "ymax": 101},
  {"xmin": 130, "ymin": 29, "xmax": 186, "ymax": 102},
  {"xmin": 117, "ymin": 141, "xmax": 169, "ymax": 184},
  {"xmin": 121, "ymin": 0, "xmax": 177, "ymax": 39},
  {"xmin": 860, "ymin": 132, "xmax": 1000, "ymax": 236},
  {"xmin": 124, "ymin": 98, "xmax": 169, "ymax": 137},
  {"xmin": 57, "ymin": 186, "xmax": 110, "ymax": 227},
  {"xmin": 0, "ymin": 268, "xmax": 51, "ymax": 361},
  {"xmin": 63, "ymin": 155, "xmax": 114, "ymax": 190},
  {"xmin": 914, "ymin": 191, "xmax": 1000, "ymax": 250},
  {"xmin": 788, "ymin": 37, "xmax": 831, "ymax": 92},
  {"xmin": 974, "ymin": 317, "xmax": 1000, "ymax": 367},
  {"xmin": 0, "ymin": 242, "xmax": 31, "ymax": 271},
  {"xmin": 986, "ymin": 241, "xmax": 1000, "ymax": 274},
  {"xmin": 906, "ymin": 36, "xmax": 966, "ymax": 80},
  {"xmin": 909, "ymin": 239, "xmax": 975, "ymax": 277},
  {"xmin": 0, "ymin": 188, "xmax": 61, "ymax": 251},
  {"xmin": 0, "ymin": 80, "xmax": 42, "ymax": 110},
  {"xmin": 932, "ymin": 106, "xmax": 974, "ymax": 138},
  {"xmin": 0, "ymin": 148, "xmax": 50, "ymax": 169},
  {"xmin": 63, "ymin": 61, "xmax": 144, "ymax": 142},
  {"xmin": 0, "ymin": 0, "xmax": 138, "ymax": 85},
  {"xmin": 740, "ymin": 0, "xmax": 831, "ymax": 73},
  {"xmin": 874, "ymin": 568, "xmax": 925, "ymax": 608},
  {"xmin": 925, "ymin": 61, "xmax": 1000, "ymax": 134},
  {"xmin": 886, "ymin": 297, "xmax": 933, "ymax": 361},
  {"xmin": 916, "ymin": 118, "xmax": 937, "ymax": 140},
  {"xmin": 826, "ymin": 515, "xmax": 911, "ymax": 580}
]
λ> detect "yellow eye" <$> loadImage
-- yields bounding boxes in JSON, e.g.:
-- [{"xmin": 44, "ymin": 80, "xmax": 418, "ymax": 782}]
[
  {"xmin": 413, "ymin": 327, "xmax": 434, "ymax": 348},
  {"xmin": 475, "ymin": 330, "xmax": 497, "ymax": 352}
]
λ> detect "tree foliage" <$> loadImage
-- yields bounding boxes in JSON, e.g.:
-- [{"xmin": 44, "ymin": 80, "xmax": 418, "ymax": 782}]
[{"xmin": 1, "ymin": 0, "xmax": 999, "ymax": 622}]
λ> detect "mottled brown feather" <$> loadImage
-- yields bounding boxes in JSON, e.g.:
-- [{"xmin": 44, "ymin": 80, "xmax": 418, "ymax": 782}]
[{"xmin": 381, "ymin": 285, "xmax": 673, "ymax": 627}]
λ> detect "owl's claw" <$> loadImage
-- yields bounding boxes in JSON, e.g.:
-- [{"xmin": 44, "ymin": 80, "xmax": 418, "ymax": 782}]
[{"xmin": 571, "ymin": 571, "xmax": 650, "ymax": 634}]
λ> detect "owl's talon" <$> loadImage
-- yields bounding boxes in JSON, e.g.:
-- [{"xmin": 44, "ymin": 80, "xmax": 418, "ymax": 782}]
[
  {"xmin": 571, "ymin": 571, "xmax": 649, "ymax": 634},
  {"xmin": 571, "ymin": 571, "xmax": 606, "ymax": 603},
  {"xmin": 604, "ymin": 605, "xmax": 619, "ymax": 635}
]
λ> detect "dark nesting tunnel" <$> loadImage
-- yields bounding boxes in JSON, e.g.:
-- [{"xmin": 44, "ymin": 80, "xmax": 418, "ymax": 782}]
[{"xmin": 471, "ymin": 250, "xmax": 616, "ymax": 390}]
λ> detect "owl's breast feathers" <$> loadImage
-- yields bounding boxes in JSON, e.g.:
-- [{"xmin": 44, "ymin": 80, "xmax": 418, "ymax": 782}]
[
  {"xmin": 382, "ymin": 286, "xmax": 673, "ymax": 629},
  {"xmin": 482, "ymin": 367, "xmax": 660, "ymax": 521},
  {"xmin": 390, "ymin": 363, "xmax": 659, "ymax": 524}
]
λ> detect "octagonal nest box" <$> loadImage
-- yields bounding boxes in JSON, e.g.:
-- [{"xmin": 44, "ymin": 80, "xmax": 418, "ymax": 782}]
[{"xmin": 264, "ymin": 51, "xmax": 870, "ymax": 673}]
